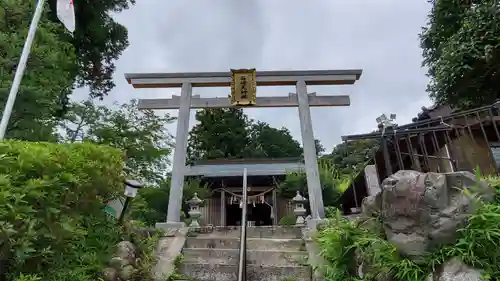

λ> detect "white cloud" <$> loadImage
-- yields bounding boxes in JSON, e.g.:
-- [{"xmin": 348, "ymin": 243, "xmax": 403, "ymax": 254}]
[{"xmin": 73, "ymin": 0, "xmax": 433, "ymax": 153}]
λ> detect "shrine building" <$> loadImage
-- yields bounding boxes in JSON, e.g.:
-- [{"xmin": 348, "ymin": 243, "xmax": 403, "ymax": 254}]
[{"xmin": 184, "ymin": 158, "xmax": 304, "ymax": 226}]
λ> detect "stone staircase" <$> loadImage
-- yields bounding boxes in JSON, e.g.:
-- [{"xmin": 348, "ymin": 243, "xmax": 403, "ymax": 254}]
[{"xmin": 179, "ymin": 226, "xmax": 312, "ymax": 281}]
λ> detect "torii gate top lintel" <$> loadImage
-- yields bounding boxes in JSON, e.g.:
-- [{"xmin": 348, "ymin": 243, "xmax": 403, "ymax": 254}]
[{"xmin": 124, "ymin": 69, "xmax": 363, "ymax": 89}]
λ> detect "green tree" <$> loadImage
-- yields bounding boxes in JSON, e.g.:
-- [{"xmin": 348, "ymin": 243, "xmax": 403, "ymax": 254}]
[
  {"xmin": 247, "ymin": 121, "xmax": 302, "ymax": 158},
  {"xmin": 0, "ymin": 0, "xmax": 77, "ymax": 141},
  {"xmin": 131, "ymin": 178, "xmax": 209, "ymax": 227},
  {"xmin": 61, "ymin": 99, "xmax": 175, "ymax": 184},
  {"xmin": 0, "ymin": 0, "xmax": 135, "ymax": 141},
  {"xmin": 187, "ymin": 108, "xmax": 311, "ymax": 162},
  {"xmin": 46, "ymin": 0, "xmax": 136, "ymax": 98},
  {"xmin": 322, "ymin": 139, "xmax": 379, "ymax": 176},
  {"xmin": 421, "ymin": 0, "xmax": 500, "ymax": 109},
  {"xmin": 278, "ymin": 159, "xmax": 343, "ymax": 207},
  {"xmin": 187, "ymin": 108, "xmax": 253, "ymax": 161},
  {"xmin": 315, "ymin": 139, "xmax": 326, "ymax": 156}
]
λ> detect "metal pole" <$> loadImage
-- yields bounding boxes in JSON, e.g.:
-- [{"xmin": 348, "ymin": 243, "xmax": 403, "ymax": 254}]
[
  {"xmin": 118, "ymin": 197, "xmax": 131, "ymax": 224},
  {"xmin": 237, "ymin": 168, "xmax": 248, "ymax": 281},
  {"xmin": 0, "ymin": 0, "xmax": 46, "ymax": 140}
]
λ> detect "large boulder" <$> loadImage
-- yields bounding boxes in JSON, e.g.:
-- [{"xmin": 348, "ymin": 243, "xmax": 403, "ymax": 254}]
[
  {"xmin": 106, "ymin": 240, "xmax": 139, "ymax": 281},
  {"xmin": 371, "ymin": 170, "xmax": 493, "ymax": 260},
  {"xmin": 426, "ymin": 258, "xmax": 485, "ymax": 281}
]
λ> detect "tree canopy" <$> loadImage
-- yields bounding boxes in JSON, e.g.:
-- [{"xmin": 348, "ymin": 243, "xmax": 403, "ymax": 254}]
[
  {"xmin": 0, "ymin": 0, "xmax": 77, "ymax": 141},
  {"xmin": 46, "ymin": 0, "xmax": 135, "ymax": 98},
  {"xmin": 187, "ymin": 108, "xmax": 323, "ymax": 162},
  {"xmin": 321, "ymin": 139, "xmax": 379, "ymax": 176},
  {"xmin": 247, "ymin": 121, "xmax": 303, "ymax": 158},
  {"xmin": 0, "ymin": 0, "xmax": 135, "ymax": 141},
  {"xmin": 421, "ymin": 0, "xmax": 500, "ymax": 109},
  {"xmin": 60, "ymin": 99, "xmax": 175, "ymax": 184},
  {"xmin": 187, "ymin": 108, "xmax": 252, "ymax": 161}
]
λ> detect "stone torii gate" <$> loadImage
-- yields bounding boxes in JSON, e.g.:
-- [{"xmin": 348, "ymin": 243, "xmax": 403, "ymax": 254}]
[{"xmin": 125, "ymin": 69, "xmax": 362, "ymax": 228}]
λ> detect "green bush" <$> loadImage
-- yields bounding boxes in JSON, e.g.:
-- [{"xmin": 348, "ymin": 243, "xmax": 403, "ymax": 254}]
[
  {"xmin": 129, "ymin": 230, "xmax": 162, "ymax": 281},
  {"xmin": 317, "ymin": 210, "xmax": 430, "ymax": 281},
  {"xmin": 0, "ymin": 140, "xmax": 126, "ymax": 281},
  {"xmin": 434, "ymin": 202, "xmax": 500, "ymax": 280},
  {"xmin": 131, "ymin": 177, "xmax": 209, "ymax": 227},
  {"xmin": 279, "ymin": 215, "xmax": 296, "ymax": 226},
  {"xmin": 482, "ymin": 174, "xmax": 500, "ymax": 203},
  {"xmin": 12, "ymin": 274, "xmax": 41, "ymax": 281},
  {"xmin": 279, "ymin": 159, "xmax": 344, "ymax": 207},
  {"xmin": 324, "ymin": 206, "xmax": 340, "ymax": 218}
]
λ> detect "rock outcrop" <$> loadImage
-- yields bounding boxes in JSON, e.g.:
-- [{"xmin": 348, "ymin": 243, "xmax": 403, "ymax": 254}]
[
  {"xmin": 362, "ymin": 170, "xmax": 493, "ymax": 261},
  {"xmin": 103, "ymin": 241, "xmax": 139, "ymax": 281},
  {"xmin": 426, "ymin": 258, "xmax": 485, "ymax": 281}
]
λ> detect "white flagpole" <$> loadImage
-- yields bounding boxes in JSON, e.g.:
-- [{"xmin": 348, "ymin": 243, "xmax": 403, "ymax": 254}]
[{"xmin": 0, "ymin": 0, "xmax": 46, "ymax": 140}]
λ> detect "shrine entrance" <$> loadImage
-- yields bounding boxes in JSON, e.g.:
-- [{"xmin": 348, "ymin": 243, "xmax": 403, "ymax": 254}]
[
  {"xmin": 125, "ymin": 68, "xmax": 363, "ymax": 228},
  {"xmin": 226, "ymin": 203, "xmax": 242, "ymax": 226},
  {"xmin": 226, "ymin": 202, "xmax": 272, "ymax": 226},
  {"xmin": 225, "ymin": 189, "xmax": 274, "ymax": 226},
  {"xmin": 249, "ymin": 201, "xmax": 272, "ymax": 226}
]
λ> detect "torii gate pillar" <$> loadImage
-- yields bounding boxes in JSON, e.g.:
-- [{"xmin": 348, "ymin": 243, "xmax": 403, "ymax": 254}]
[
  {"xmin": 167, "ymin": 82, "xmax": 192, "ymax": 227},
  {"xmin": 125, "ymin": 69, "xmax": 363, "ymax": 228}
]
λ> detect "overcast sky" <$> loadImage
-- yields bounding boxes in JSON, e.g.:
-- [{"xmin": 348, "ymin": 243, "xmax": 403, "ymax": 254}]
[{"xmin": 73, "ymin": 0, "xmax": 433, "ymax": 154}]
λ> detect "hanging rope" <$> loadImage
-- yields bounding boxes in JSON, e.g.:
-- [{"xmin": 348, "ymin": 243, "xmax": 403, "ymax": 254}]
[{"xmin": 210, "ymin": 186, "xmax": 276, "ymax": 199}]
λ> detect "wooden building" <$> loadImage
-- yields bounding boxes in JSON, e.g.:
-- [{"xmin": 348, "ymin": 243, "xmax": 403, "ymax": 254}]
[
  {"xmin": 184, "ymin": 158, "xmax": 303, "ymax": 226},
  {"xmin": 339, "ymin": 102, "xmax": 500, "ymax": 212}
]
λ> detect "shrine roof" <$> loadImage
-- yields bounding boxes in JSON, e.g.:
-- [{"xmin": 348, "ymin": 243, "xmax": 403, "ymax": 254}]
[{"xmin": 185, "ymin": 158, "xmax": 304, "ymax": 177}]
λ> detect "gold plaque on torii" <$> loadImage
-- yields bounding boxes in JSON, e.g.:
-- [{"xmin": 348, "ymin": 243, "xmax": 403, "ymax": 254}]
[{"xmin": 230, "ymin": 68, "xmax": 257, "ymax": 106}]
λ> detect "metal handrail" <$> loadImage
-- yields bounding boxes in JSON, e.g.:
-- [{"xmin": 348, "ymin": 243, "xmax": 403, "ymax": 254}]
[{"xmin": 237, "ymin": 168, "xmax": 248, "ymax": 281}]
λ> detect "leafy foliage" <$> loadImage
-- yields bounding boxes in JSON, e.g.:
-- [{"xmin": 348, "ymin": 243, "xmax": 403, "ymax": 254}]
[
  {"xmin": 187, "ymin": 108, "xmax": 322, "ymax": 162},
  {"xmin": 0, "ymin": 0, "xmax": 135, "ymax": 142},
  {"xmin": 131, "ymin": 178, "xmax": 209, "ymax": 227},
  {"xmin": 0, "ymin": 140, "xmax": 125, "ymax": 281},
  {"xmin": 315, "ymin": 139, "xmax": 326, "ymax": 155},
  {"xmin": 421, "ymin": 0, "xmax": 500, "ymax": 109},
  {"xmin": 247, "ymin": 121, "xmax": 303, "ymax": 158},
  {"xmin": 278, "ymin": 215, "xmax": 296, "ymax": 226},
  {"xmin": 0, "ymin": 0, "xmax": 77, "ymax": 141},
  {"xmin": 128, "ymin": 231, "xmax": 163, "ymax": 281},
  {"xmin": 46, "ymin": 0, "xmax": 136, "ymax": 98},
  {"xmin": 279, "ymin": 159, "xmax": 344, "ymax": 207},
  {"xmin": 188, "ymin": 108, "xmax": 253, "ymax": 161},
  {"xmin": 60, "ymin": 99, "xmax": 175, "ymax": 184},
  {"xmin": 316, "ymin": 175, "xmax": 500, "ymax": 281},
  {"xmin": 482, "ymin": 174, "xmax": 500, "ymax": 202},
  {"xmin": 436, "ymin": 203, "xmax": 500, "ymax": 279},
  {"xmin": 321, "ymin": 139, "xmax": 379, "ymax": 176}
]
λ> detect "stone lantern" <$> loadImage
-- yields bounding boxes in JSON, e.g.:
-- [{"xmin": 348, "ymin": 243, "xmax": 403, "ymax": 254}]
[
  {"xmin": 187, "ymin": 193, "xmax": 203, "ymax": 228},
  {"xmin": 292, "ymin": 191, "xmax": 308, "ymax": 226}
]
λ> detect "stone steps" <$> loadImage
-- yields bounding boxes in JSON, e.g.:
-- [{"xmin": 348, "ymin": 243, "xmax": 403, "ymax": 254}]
[
  {"xmin": 185, "ymin": 236, "xmax": 306, "ymax": 251},
  {"xmin": 179, "ymin": 263, "xmax": 311, "ymax": 281},
  {"xmin": 179, "ymin": 226, "xmax": 311, "ymax": 281},
  {"xmin": 195, "ymin": 226, "xmax": 303, "ymax": 239},
  {"xmin": 183, "ymin": 248, "xmax": 308, "ymax": 266}
]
